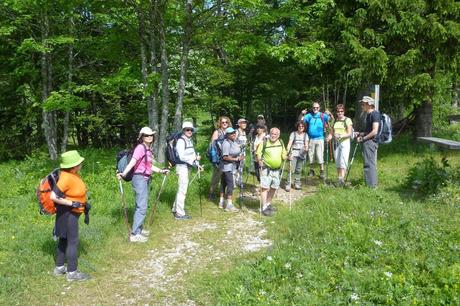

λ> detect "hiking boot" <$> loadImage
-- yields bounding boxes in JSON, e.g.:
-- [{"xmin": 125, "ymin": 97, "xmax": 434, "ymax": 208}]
[
  {"xmin": 218, "ymin": 201, "xmax": 225, "ymax": 209},
  {"xmin": 285, "ymin": 184, "xmax": 291, "ymax": 192},
  {"xmin": 337, "ymin": 178, "xmax": 345, "ymax": 187},
  {"xmin": 174, "ymin": 213, "xmax": 192, "ymax": 220},
  {"xmin": 54, "ymin": 265, "xmax": 66, "ymax": 276},
  {"xmin": 140, "ymin": 229, "xmax": 150, "ymax": 237},
  {"xmin": 266, "ymin": 204, "xmax": 277, "ymax": 212},
  {"xmin": 130, "ymin": 233, "xmax": 148, "ymax": 243},
  {"xmin": 225, "ymin": 204, "xmax": 239, "ymax": 212},
  {"xmin": 262, "ymin": 208, "xmax": 275, "ymax": 217},
  {"xmin": 319, "ymin": 170, "xmax": 325, "ymax": 179},
  {"xmin": 309, "ymin": 169, "xmax": 315, "ymax": 177},
  {"xmin": 66, "ymin": 270, "xmax": 90, "ymax": 282},
  {"xmin": 294, "ymin": 183, "xmax": 301, "ymax": 190}
]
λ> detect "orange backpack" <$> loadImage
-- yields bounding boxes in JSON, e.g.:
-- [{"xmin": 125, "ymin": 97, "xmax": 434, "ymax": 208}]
[{"xmin": 36, "ymin": 169, "xmax": 64, "ymax": 215}]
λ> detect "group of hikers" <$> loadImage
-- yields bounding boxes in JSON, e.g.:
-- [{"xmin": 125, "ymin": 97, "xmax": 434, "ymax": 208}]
[{"xmin": 49, "ymin": 95, "xmax": 381, "ymax": 281}]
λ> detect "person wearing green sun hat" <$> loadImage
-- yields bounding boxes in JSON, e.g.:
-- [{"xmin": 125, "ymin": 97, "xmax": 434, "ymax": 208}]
[{"xmin": 50, "ymin": 150, "xmax": 91, "ymax": 282}]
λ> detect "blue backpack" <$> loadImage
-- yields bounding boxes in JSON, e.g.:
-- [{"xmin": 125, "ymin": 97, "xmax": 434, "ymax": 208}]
[
  {"xmin": 165, "ymin": 132, "xmax": 185, "ymax": 167},
  {"xmin": 207, "ymin": 130, "xmax": 226, "ymax": 166},
  {"xmin": 376, "ymin": 113, "xmax": 392, "ymax": 144}
]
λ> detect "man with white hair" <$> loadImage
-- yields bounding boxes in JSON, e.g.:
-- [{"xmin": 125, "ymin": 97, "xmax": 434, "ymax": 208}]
[
  {"xmin": 256, "ymin": 127, "xmax": 287, "ymax": 216},
  {"xmin": 173, "ymin": 121, "xmax": 203, "ymax": 219},
  {"xmin": 356, "ymin": 96, "xmax": 380, "ymax": 188}
]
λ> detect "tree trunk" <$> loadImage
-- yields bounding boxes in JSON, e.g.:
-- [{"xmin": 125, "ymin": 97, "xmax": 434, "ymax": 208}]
[
  {"xmin": 40, "ymin": 11, "xmax": 58, "ymax": 160},
  {"xmin": 61, "ymin": 16, "xmax": 74, "ymax": 153},
  {"xmin": 157, "ymin": 5, "xmax": 170, "ymax": 163},
  {"xmin": 174, "ymin": 0, "xmax": 193, "ymax": 131},
  {"xmin": 148, "ymin": 1, "xmax": 160, "ymax": 155},
  {"xmin": 415, "ymin": 102, "xmax": 432, "ymax": 137},
  {"xmin": 343, "ymin": 73, "xmax": 348, "ymax": 107}
]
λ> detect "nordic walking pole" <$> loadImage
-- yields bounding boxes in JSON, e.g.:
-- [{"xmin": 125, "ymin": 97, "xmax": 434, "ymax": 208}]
[
  {"xmin": 344, "ymin": 142, "xmax": 360, "ymax": 185},
  {"xmin": 117, "ymin": 180, "xmax": 131, "ymax": 241},
  {"xmin": 288, "ymin": 158, "xmax": 292, "ymax": 211},
  {"xmin": 325, "ymin": 139, "xmax": 329, "ymax": 183},
  {"xmin": 148, "ymin": 172, "xmax": 168, "ymax": 226}
]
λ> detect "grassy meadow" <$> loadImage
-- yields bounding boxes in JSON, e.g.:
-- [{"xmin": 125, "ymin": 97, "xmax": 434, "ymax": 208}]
[{"xmin": 0, "ymin": 132, "xmax": 459, "ymax": 304}]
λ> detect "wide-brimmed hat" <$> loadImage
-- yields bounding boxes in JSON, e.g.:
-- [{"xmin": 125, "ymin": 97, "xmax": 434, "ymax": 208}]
[
  {"xmin": 225, "ymin": 127, "xmax": 236, "ymax": 134},
  {"xmin": 138, "ymin": 126, "xmax": 156, "ymax": 139},
  {"xmin": 182, "ymin": 121, "xmax": 194, "ymax": 131},
  {"xmin": 60, "ymin": 150, "xmax": 85, "ymax": 169},
  {"xmin": 360, "ymin": 96, "xmax": 375, "ymax": 105}
]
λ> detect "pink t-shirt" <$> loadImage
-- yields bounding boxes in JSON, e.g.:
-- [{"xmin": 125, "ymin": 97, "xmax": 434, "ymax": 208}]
[{"xmin": 132, "ymin": 144, "xmax": 153, "ymax": 176}]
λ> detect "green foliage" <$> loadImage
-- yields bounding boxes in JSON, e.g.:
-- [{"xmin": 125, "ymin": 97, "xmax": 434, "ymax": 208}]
[{"xmin": 406, "ymin": 156, "xmax": 453, "ymax": 195}]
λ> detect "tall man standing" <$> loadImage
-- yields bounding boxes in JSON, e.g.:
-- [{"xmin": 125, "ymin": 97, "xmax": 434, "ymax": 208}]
[
  {"xmin": 173, "ymin": 121, "xmax": 203, "ymax": 220},
  {"xmin": 356, "ymin": 96, "xmax": 380, "ymax": 188},
  {"xmin": 256, "ymin": 127, "xmax": 287, "ymax": 216},
  {"xmin": 301, "ymin": 102, "xmax": 330, "ymax": 179}
]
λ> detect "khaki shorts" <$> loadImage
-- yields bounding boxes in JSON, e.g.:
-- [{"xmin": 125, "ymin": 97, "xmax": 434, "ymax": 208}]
[
  {"xmin": 308, "ymin": 139, "xmax": 324, "ymax": 164},
  {"xmin": 260, "ymin": 168, "xmax": 281, "ymax": 189}
]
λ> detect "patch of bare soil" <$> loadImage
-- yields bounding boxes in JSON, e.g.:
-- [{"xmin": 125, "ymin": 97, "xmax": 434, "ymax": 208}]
[{"xmin": 112, "ymin": 212, "xmax": 272, "ymax": 305}]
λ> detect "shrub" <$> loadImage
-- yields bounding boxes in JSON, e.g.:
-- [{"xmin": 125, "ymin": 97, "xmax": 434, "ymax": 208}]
[{"xmin": 406, "ymin": 157, "xmax": 451, "ymax": 195}]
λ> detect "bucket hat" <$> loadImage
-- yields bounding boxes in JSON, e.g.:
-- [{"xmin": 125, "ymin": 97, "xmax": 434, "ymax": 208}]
[
  {"xmin": 182, "ymin": 121, "xmax": 194, "ymax": 130},
  {"xmin": 60, "ymin": 150, "xmax": 85, "ymax": 169}
]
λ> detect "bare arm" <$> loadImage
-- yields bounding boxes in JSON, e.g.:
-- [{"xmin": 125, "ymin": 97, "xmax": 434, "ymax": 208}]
[{"xmin": 50, "ymin": 191, "xmax": 73, "ymax": 206}]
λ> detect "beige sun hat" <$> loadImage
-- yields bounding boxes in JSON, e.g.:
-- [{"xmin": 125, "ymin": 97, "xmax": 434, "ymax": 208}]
[{"xmin": 138, "ymin": 126, "xmax": 156, "ymax": 139}]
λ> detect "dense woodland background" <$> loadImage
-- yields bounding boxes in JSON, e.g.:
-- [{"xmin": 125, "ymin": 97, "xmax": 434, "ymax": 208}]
[{"xmin": 1, "ymin": 0, "xmax": 459, "ymax": 161}]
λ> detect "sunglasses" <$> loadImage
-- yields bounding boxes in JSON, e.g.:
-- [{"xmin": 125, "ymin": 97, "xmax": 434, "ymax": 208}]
[
  {"xmin": 143, "ymin": 134, "xmax": 154, "ymax": 137},
  {"xmin": 221, "ymin": 121, "xmax": 228, "ymax": 124},
  {"xmin": 337, "ymin": 110, "xmax": 344, "ymax": 113},
  {"xmin": 183, "ymin": 128, "xmax": 193, "ymax": 132},
  {"xmin": 313, "ymin": 107, "xmax": 320, "ymax": 110}
]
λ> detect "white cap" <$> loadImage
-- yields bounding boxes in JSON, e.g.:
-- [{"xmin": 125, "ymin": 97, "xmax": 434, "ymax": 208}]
[
  {"xmin": 360, "ymin": 96, "xmax": 375, "ymax": 105},
  {"xmin": 138, "ymin": 126, "xmax": 155, "ymax": 139},
  {"xmin": 182, "ymin": 121, "xmax": 194, "ymax": 130}
]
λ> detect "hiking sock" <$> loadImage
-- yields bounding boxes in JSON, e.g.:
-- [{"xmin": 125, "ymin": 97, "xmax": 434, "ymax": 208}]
[{"xmin": 227, "ymin": 199, "xmax": 233, "ymax": 207}]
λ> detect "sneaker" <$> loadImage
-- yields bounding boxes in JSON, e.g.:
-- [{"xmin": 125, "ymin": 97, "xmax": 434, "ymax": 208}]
[
  {"xmin": 319, "ymin": 170, "xmax": 325, "ymax": 179},
  {"xmin": 294, "ymin": 184, "xmax": 301, "ymax": 190},
  {"xmin": 285, "ymin": 185, "xmax": 291, "ymax": 192},
  {"xmin": 218, "ymin": 202, "xmax": 225, "ymax": 209},
  {"xmin": 309, "ymin": 169, "xmax": 315, "ymax": 177},
  {"xmin": 140, "ymin": 229, "xmax": 150, "ymax": 237},
  {"xmin": 262, "ymin": 208, "xmax": 274, "ymax": 217},
  {"xmin": 130, "ymin": 233, "xmax": 148, "ymax": 243},
  {"xmin": 174, "ymin": 213, "xmax": 192, "ymax": 220},
  {"xmin": 54, "ymin": 265, "xmax": 66, "ymax": 276},
  {"xmin": 225, "ymin": 204, "xmax": 239, "ymax": 212},
  {"xmin": 66, "ymin": 270, "xmax": 90, "ymax": 282}
]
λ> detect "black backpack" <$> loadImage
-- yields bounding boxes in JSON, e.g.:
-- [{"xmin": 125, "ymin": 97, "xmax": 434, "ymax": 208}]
[{"xmin": 165, "ymin": 132, "xmax": 185, "ymax": 167}]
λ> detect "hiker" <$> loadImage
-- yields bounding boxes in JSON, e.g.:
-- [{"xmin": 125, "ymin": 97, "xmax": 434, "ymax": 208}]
[
  {"xmin": 256, "ymin": 127, "xmax": 288, "ymax": 216},
  {"xmin": 327, "ymin": 104, "xmax": 353, "ymax": 186},
  {"xmin": 355, "ymin": 96, "xmax": 380, "ymax": 188},
  {"xmin": 116, "ymin": 127, "xmax": 169, "ymax": 242},
  {"xmin": 50, "ymin": 150, "xmax": 90, "ymax": 281},
  {"xmin": 219, "ymin": 127, "xmax": 244, "ymax": 211},
  {"xmin": 286, "ymin": 121, "xmax": 309, "ymax": 190},
  {"xmin": 208, "ymin": 116, "xmax": 232, "ymax": 200},
  {"xmin": 249, "ymin": 114, "xmax": 266, "ymax": 139},
  {"xmin": 252, "ymin": 124, "xmax": 267, "ymax": 182},
  {"xmin": 300, "ymin": 102, "xmax": 330, "ymax": 179},
  {"xmin": 172, "ymin": 121, "xmax": 203, "ymax": 220},
  {"xmin": 235, "ymin": 118, "xmax": 248, "ymax": 188}
]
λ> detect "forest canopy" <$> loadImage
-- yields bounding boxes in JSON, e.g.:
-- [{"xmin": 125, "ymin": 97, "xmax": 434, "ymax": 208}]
[{"xmin": 0, "ymin": 0, "xmax": 459, "ymax": 161}]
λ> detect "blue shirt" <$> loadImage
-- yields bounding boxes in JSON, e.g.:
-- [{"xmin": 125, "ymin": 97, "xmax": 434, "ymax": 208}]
[{"xmin": 304, "ymin": 112, "xmax": 329, "ymax": 140}]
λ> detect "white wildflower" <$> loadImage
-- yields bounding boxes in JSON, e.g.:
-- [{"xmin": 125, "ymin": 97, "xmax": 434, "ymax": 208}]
[
  {"xmin": 284, "ymin": 262, "xmax": 291, "ymax": 270},
  {"xmin": 266, "ymin": 256, "xmax": 273, "ymax": 261},
  {"xmin": 259, "ymin": 289, "xmax": 266, "ymax": 296},
  {"xmin": 384, "ymin": 271, "xmax": 393, "ymax": 278},
  {"xmin": 350, "ymin": 293, "xmax": 359, "ymax": 301},
  {"xmin": 373, "ymin": 240, "xmax": 383, "ymax": 247}
]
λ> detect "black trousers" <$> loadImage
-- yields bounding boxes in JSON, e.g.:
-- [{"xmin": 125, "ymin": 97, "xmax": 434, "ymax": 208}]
[
  {"xmin": 55, "ymin": 212, "xmax": 80, "ymax": 272},
  {"xmin": 220, "ymin": 171, "xmax": 234, "ymax": 197}
]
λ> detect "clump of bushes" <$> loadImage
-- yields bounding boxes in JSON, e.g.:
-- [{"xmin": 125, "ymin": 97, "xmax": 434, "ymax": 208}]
[{"xmin": 406, "ymin": 157, "xmax": 460, "ymax": 202}]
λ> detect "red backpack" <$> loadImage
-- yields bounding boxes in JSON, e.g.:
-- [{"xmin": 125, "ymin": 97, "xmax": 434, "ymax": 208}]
[{"xmin": 36, "ymin": 169, "xmax": 64, "ymax": 215}]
